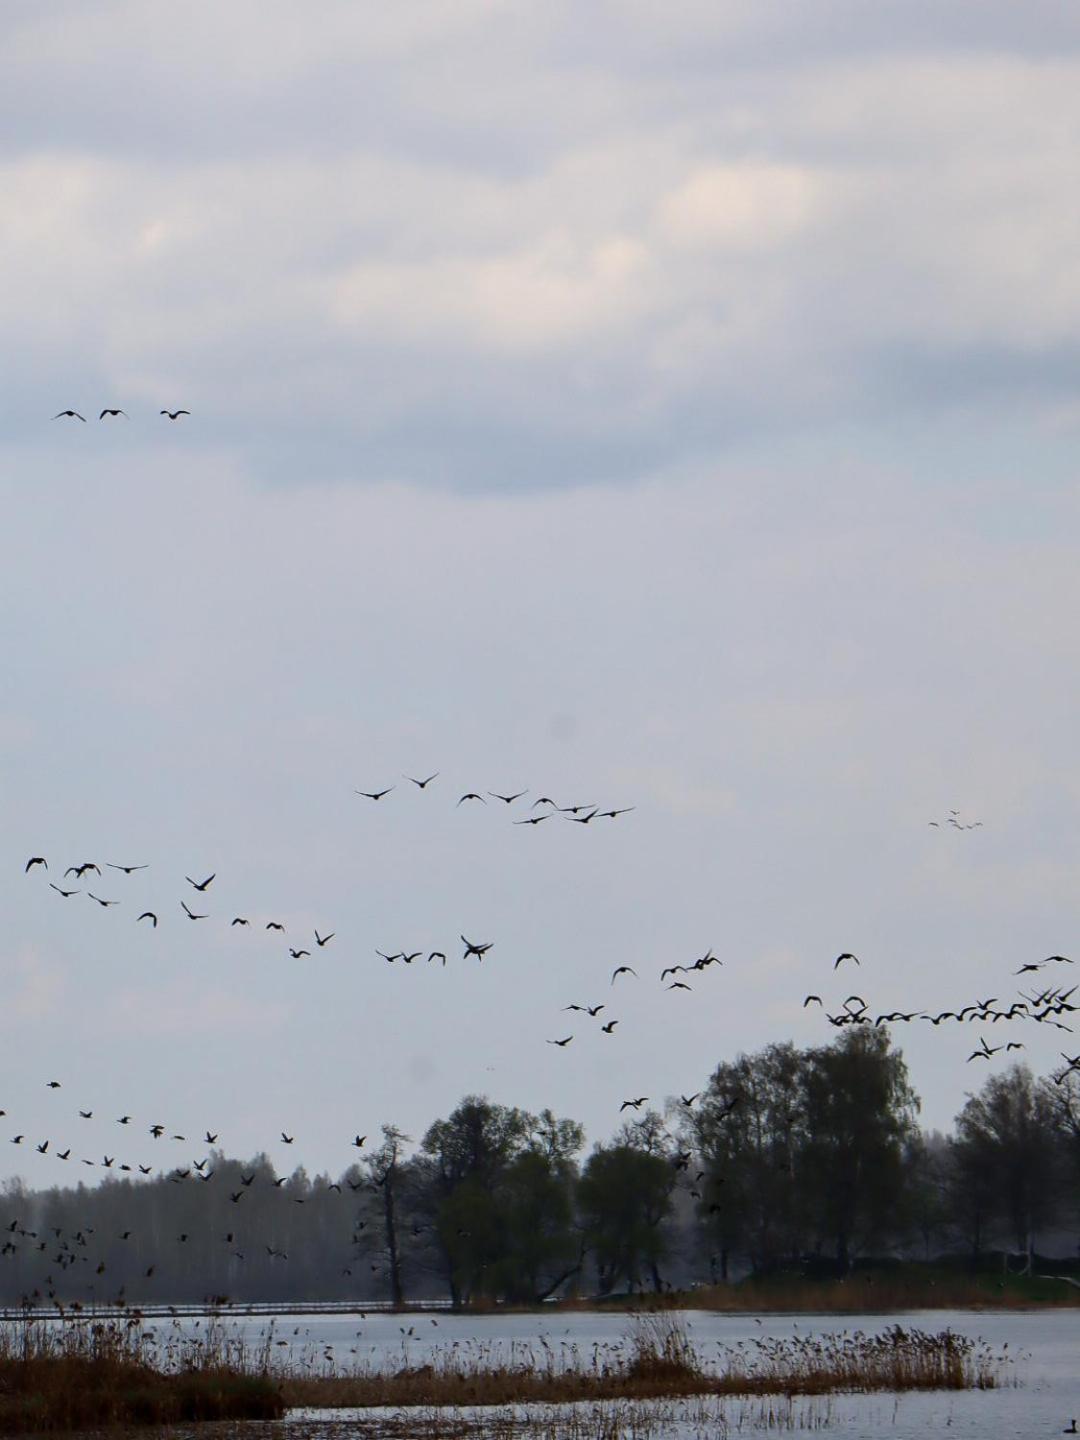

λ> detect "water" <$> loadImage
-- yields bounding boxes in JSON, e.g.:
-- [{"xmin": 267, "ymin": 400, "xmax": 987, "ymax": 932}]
[{"xmin": 156, "ymin": 1306, "xmax": 1080, "ymax": 1435}]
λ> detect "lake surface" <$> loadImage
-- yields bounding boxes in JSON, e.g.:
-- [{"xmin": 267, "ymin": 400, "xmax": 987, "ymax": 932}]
[{"xmin": 151, "ymin": 1306, "xmax": 1080, "ymax": 1436}]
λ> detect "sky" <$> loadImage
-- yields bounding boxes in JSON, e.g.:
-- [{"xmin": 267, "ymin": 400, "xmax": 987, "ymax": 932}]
[{"xmin": 4, "ymin": 1, "xmax": 1080, "ymax": 1188}]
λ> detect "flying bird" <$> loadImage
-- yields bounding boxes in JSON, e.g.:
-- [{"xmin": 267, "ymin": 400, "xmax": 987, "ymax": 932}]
[
  {"xmin": 181, "ymin": 901, "xmax": 206, "ymax": 920},
  {"xmin": 405, "ymin": 773, "xmax": 439, "ymax": 788},
  {"xmin": 620, "ymin": 1097, "xmax": 648, "ymax": 1111},
  {"xmin": 65, "ymin": 863, "xmax": 100, "ymax": 878},
  {"xmin": 231, "ymin": 917, "xmax": 249, "ymax": 926},
  {"xmin": 461, "ymin": 935, "xmax": 493, "ymax": 960},
  {"xmin": 834, "ymin": 953, "xmax": 860, "ymax": 969},
  {"xmin": 49, "ymin": 884, "xmax": 78, "ymax": 898},
  {"xmin": 53, "ymin": 410, "xmax": 86, "ymax": 421},
  {"xmin": 99, "ymin": 408, "xmax": 127, "ymax": 419},
  {"xmin": 314, "ymin": 930, "xmax": 334, "ymax": 947},
  {"xmin": 160, "ymin": 409, "xmax": 190, "ymax": 419},
  {"xmin": 611, "ymin": 966, "xmax": 637, "ymax": 984},
  {"xmin": 547, "ymin": 1036, "xmax": 573, "ymax": 1047},
  {"xmin": 186, "ymin": 873, "xmax": 215, "ymax": 891},
  {"xmin": 24, "ymin": 857, "xmax": 47, "ymax": 873},
  {"xmin": 289, "ymin": 948, "xmax": 311, "ymax": 959},
  {"xmin": 601, "ymin": 1020, "xmax": 619, "ymax": 1033},
  {"xmin": 457, "ymin": 793, "xmax": 486, "ymax": 805},
  {"xmin": 356, "ymin": 787, "xmax": 394, "ymax": 800},
  {"xmin": 87, "ymin": 893, "xmax": 118, "ymax": 907},
  {"xmin": 489, "ymin": 790, "xmax": 526, "ymax": 804},
  {"xmin": 107, "ymin": 863, "xmax": 148, "ymax": 874},
  {"xmin": 266, "ymin": 921, "xmax": 285, "ymax": 932},
  {"xmin": 598, "ymin": 807, "xmax": 636, "ymax": 818},
  {"xmin": 137, "ymin": 911, "xmax": 158, "ymax": 927},
  {"xmin": 803, "ymin": 995, "xmax": 823, "ymax": 1007}
]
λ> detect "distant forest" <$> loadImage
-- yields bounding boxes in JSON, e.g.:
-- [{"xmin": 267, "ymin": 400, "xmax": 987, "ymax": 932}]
[{"xmin": 2, "ymin": 1030, "xmax": 1078, "ymax": 1307}]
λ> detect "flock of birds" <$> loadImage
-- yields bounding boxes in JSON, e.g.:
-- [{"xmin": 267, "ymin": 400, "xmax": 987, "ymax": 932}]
[
  {"xmin": 7, "ymin": 776, "xmax": 1080, "ymax": 1311},
  {"xmin": 803, "ymin": 952, "xmax": 1080, "ymax": 1076},
  {"xmin": 355, "ymin": 775, "xmax": 635, "ymax": 827},
  {"xmin": 52, "ymin": 408, "xmax": 189, "ymax": 421}
]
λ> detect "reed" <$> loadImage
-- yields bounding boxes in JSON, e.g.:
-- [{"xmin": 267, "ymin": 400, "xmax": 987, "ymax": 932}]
[
  {"xmin": 0, "ymin": 1312, "xmax": 283, "ymax": 1432},
  {"xmin": 278, "ymin": 1313, "xmax": 1013, "ymax": 1408}
]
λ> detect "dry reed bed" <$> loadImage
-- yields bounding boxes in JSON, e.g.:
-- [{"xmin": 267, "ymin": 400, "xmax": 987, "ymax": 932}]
[
  {"xmin": 0, "ymin": 1313, "xmax": 283, "ymax": 1431},
  {"xmin": 0, "ymin": 1309, "xmax": 1013, "ymax": 1430},
  {"xmin": 279, "ymin": 1313, "xmax": 1013, "ymax": 1408}
]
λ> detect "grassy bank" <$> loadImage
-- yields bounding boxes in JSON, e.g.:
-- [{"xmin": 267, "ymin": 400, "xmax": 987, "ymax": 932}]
[
  {"xmin": 577, "ymin": 1262, "xmax": 1080, "ymax": 1314},
  {"xmin": 0, "ymin": 1315, "xmax": 283, "ymax": 1432}
]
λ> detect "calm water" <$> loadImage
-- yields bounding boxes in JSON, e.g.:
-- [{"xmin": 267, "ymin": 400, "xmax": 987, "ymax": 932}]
[{"xmin": 154, "ymin": 1306, "xmax": 1080, "ymax": 1436}]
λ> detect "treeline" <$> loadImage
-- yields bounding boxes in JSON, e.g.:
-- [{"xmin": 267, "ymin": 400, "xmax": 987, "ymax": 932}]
[{"xmin": 1, "ymin": 1030, "xmax": 1078, "ymax": 1306}]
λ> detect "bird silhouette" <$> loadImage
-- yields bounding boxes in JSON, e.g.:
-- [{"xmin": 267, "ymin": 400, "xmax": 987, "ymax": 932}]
[
  {"xmin": 24, "ymin": 857, "xmax": 47, "ymax": 873},
  {"xmin": 598, "ymin": 807, "xmax": 636, "ymax": 818},
  {"xmin": 181, "ymin": 901, "xmax": 206, "ymax": 920},
  {"xmin": 137, "ymin": 911, "xmax": 158, "ymax": 927},
  {"xmin": 186, "ymin": 873, "xmax": 215, "ymax": 892},
  {"xmin": 87, "ymin": 893, "xmax": 118, "ymax": 907},
  {"xmin": 160, "ymin": 410, "xmax": 190, "ymax": 419},
  {"xmin": 834, "ymin": 953, "xmax": 860, "ymax": 969},
  {"xmin": 356, "ymin": 787, "xmax": 394, "ymax": 800},
  {"xmin": 461, "ymin": 935, "xmax": 493, "ymax": 960},
  {"xmin": 49, "ymin": 884, "xmax": 79, "ymax": 898},
  {"xmin": 231, "ymin": 917, "xmax": 249, "ymax": 926},
  {"xmin": 457, "ymin": 793, "xmax": 486, "ymax": 805},
  {"xmin": 611, "ymin": 966, "xmax": 637, "ymax": 984},
  {"xmin": 601, "ymin": 1020, "xmax": 619, "ymax": 1034},
  {"xmin": 107, "ymin": 863, "xmax": 147, "ymax": 874},
  {"xmin": 65, "ymin": 863, "xmax": 100, "ymax": 878},
  {"xmin": 98, "ymin": 409, "xmax": 127, "ymax": 419},
  {"xmin": 489, "ymin": 790, "xmax": 526, "ymax": 804},
  {"xmin": 547, "ymin": 1036, "xmax": 573, "ymax": 1046},
  {"xmin": 53, "ymin": 410, "xmax": 85, "ymax": 421},
  {"xmin": 620, "ymin": 1097, "xmax": 648, "ymax": 1111},
  {"xmin": 314, "ymin": 930, "xmax": 334, "ymax": 947},
  {"xmin": 405, "ymin": 773, "xmax": 439, "ymax": 788},
  {"xmin": 266, "ymin": 921, "xmax": 285, "ymax": 932},
  {"xmin": 289, "ymin": 948, "xmax": 311, "ymax": 959}
]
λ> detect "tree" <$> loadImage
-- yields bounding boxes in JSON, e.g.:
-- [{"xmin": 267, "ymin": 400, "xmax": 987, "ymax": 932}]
[
  {"xmin": 687, "ymin": 1042, "xmax": 805, "ymax": 1277},
  {"xmin": 362, "ymin": 1124, "xmax": 412, "ymax": 1307},
  {"xmin": 800, "ymin": 1027, "xmax": 919, "ymax": 1270},
  {"xmin": 578, "ymin": 1143, "xmax": 673, "ymax": 1294},
  {"xmin": 419, "ymin": 1097, "xmax": 583, "ymax": 1305},
  {"xmin": 953, "ymin": 1064, "xmax": 1062, "ymax": 1267}
]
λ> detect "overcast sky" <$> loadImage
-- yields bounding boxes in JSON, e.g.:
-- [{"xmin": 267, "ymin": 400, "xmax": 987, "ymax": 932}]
[{"xmin": 4, "ymin": 2, "xmax": 1080, "ymax": 1188}]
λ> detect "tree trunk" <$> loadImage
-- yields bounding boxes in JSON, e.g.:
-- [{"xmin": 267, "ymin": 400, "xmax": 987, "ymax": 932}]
[{"xmin": 383, "ymin": 1169, "xmax": 404, "ymax": 1308}]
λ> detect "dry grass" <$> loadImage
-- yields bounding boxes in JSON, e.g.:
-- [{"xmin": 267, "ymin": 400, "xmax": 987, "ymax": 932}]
[
  {"xmin": 0, "ymin": 1313, "xmax": 283, "ymax": 1432},
  {"xmin": 278, "ymin": 1312, "xmax": 1012, "ymax": 1409}
]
